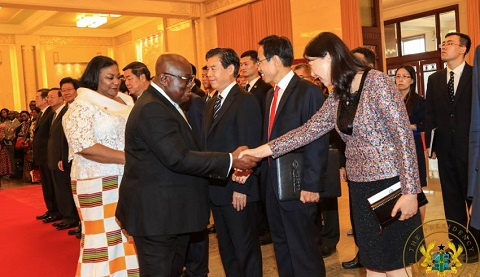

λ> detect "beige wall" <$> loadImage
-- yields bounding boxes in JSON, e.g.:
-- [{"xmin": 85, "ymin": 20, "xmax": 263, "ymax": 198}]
[
  {"xmin": 290, "ymin": 0, "xmax": 343, "ymax": 59},
  {"xmin": 0, "ymin": 45, "xmax": 17, "ymax": 110}
]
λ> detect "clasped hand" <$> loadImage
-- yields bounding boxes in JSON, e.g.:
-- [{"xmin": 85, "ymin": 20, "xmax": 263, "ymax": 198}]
[
  {"xmin": 391, "ymin": 194, "xmax": 418, "ymax": 221},
  {"xmin": 232, "ymin": 146, "xmax": 261, "ymax": 171}
]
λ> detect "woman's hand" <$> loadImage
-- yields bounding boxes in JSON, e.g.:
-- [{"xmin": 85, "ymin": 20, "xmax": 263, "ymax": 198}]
[
  {"xmin": 238, "ymin": 144, "xmax": 273, "ymax": 159},
  {"xmin": 391, "ymin": 194, "xmax": 418, "ymax": 221}
]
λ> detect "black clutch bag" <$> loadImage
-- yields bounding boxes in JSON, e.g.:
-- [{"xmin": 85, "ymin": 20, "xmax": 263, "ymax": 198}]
[
  {"xmin": 369, "ymin": 182, "xmax": 428, "ymax": 229},
  {"xmin": 275, "ymin": 153, "xmax": 302, "ymax": 201},
  {"xmin": 274, "ymin": 149, "xmax": 342, "ymax": 201}
]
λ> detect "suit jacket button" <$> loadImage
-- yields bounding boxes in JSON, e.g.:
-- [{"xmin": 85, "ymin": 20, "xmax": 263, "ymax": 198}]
[{"xmin": 450, "ymin": 114, "xmax": 454, "ymax": 117}]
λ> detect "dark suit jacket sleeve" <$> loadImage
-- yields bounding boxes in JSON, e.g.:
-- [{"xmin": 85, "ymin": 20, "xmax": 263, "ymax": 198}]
[
  {"xmin": 187, "ymin": 96, "xmax": 206, "ymax": 147},
  {"xmin": 425, "ymin": 74, "xmax": 437, "ymax": 148},
  {"xmin": 232, "ymin": 94, "xmax": 262, "ymax": 195},
  {"xmin": 140, "ymin": 102, "xmax": 230, "ymax": 178},
  {"xmin": 410, "ymin": 95, "xmax": 426, "ymax": 132},
  {"xmin": 301, "ymin": 85, "xmax": 329, "ymax": 192}
]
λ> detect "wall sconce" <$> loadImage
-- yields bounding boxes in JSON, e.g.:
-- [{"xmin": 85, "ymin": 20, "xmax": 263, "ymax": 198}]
[{"xmin": 53, "ymin": 52, "xmax": 59, "ymax": 64}]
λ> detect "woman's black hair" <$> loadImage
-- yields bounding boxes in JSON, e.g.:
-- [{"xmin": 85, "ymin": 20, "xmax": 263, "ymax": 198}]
[
  {"xmin": 303, "ymin": 32, "xmax": 367, "ymax": 98},
  {"xmin": 79, "ymin": 55, "xmax": 118, "ymax": 91},
  {"xmin": 395, "ymin": 65, "xmax": 417, "ymax": 114}
]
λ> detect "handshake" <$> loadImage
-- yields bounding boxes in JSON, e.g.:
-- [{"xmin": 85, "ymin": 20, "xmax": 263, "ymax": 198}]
[{"xmin": 231, "ymin": 145, "xmax": 265, "ymax": 184}]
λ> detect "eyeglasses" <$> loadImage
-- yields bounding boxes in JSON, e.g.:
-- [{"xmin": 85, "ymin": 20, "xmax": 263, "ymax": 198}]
[
  {"xmin": 438, "ymin": 41, "xmax": 463, "ymax": 48},
  {"xmin": 395, "ymin": 75, "xmax": 411, "ymax": 80},
  {"xmin": 256, "ymin": 58, "xmax": 268, "ymax": 66},
  {"xmin": 163, "ymin": 72, "xmax": 195, "ymax": 84}
]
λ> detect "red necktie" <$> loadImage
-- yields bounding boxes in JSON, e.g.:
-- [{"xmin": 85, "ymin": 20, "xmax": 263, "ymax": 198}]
[{"xmin": 268, "ymin": 86, "xmax": 280, "ymax": 140}]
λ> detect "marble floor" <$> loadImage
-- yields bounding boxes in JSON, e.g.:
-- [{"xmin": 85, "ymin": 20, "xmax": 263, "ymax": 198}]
[
  {"xmin": 205, "ymin": 160, "xmax": 480, "ymax": 276},
  {"xmin": 1, "ymin": 159, "xmax": 479, "ymax": 276}
]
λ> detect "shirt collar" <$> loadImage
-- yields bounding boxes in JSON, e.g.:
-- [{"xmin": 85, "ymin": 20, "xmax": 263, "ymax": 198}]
[
  {"xmin": 217, "ymin": 81, "xmax": 236, "ymax": 99},
  {"xmin": 276, "ymin": 70, "xmax": 295, "ymax": 91},
  {"xmin": 247, "ymin": 76, "xmax": 261, "ymax": 89},
  {"xmin": 151, "ymin": 82, "xmax": 180, "ymax": 108},
  {"xmin": 447, "ymin": 61, "xmax": 466, "ymax": 76},
  {"xmin": 54, "ymin": 103, "xmax": 66, "ymax": 114}
]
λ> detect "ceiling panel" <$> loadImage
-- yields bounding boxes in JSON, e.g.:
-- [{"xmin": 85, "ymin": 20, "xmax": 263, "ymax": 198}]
[{"xmin": 0, "ymin": 8, "xmax": 36, "ymax": 24}]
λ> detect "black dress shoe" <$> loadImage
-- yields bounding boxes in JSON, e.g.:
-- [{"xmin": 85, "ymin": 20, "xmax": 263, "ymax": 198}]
[
  {"xmin": 342, "ymin": 253, "xmax": 363, "ymax": 269},
  {"xmin": 52, "ymin": 221, "xmax": 63, "ymax": 227},
  {"xmin": 68, "ymin": 226, "xmax": 81, "ymax": 235},
  {"xmin": 321, "ymin": 246, "xmax": 337, "ymax": 258},
  {"xmin": 42, "ymin": 216, "xmax": 61, "ymax": 223},
  {"xmin": 36, "ymin": 212, "xmax": 49, "ymax": 220},
  {"xmin": 56, "ymin": 222, "xmax": 77, "ymax": 230}
]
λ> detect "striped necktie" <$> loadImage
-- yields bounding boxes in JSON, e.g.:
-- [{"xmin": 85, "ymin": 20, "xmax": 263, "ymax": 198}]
[{"xmin": 213, "ymin": 95, "xmax": 223, "ymax": 119}]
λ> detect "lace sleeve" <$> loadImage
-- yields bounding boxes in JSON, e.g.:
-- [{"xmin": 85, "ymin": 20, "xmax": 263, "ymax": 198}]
[{"xmin": 63, "ymin": 101, "xmax": 97, "ymax": 154}]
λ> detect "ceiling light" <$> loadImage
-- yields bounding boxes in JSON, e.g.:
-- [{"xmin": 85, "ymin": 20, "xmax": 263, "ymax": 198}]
[
  {"xmin": 76, "ymin": 14, "xmax": 108, "ymax": 28},
  {"xmin": 110, "ymin": 14, "xmax": 122, "ymax": 17}
]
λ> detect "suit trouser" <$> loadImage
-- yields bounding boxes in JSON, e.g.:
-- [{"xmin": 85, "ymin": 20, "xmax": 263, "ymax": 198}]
[
  {"xmin": 134, "ymin": 233, "xmax": 190, "ymax": 277},
  {"xmin": 184, "ymin": 229, "xmax": 209, "ymax": 277},
  {"xmin": 51, "ymin": 168, "xmax": 78, "ymax": 224},
  {"xmin": 266, "ymin": 176, "xmax": 325, "ymax": 277},
  {"xmin": 437, "ymin": 146, "xmax": 479, "ymax": 253},
  {"xmin": 39, "ymin": 163, "xmax": 59, "ymax": 217},
  {"xmin": 317, "ymin": 197, "xmax": 340, "ymax": 250},
  {"xmin": 211, "ymin": 203, "xmax": 262, "ymax": 277}
]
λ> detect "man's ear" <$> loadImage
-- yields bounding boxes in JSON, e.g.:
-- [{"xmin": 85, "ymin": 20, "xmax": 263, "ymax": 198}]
[
  {"xmin": 227, "ymin": 64, "xmax": 235, "ymax": 76},
  {"xmin": 272, "ymin": 55, "xmax": 281, "ymax": 66},
  {"xmin": 158, "ymin": 74, "xmax": 169, "ymax": 86}
]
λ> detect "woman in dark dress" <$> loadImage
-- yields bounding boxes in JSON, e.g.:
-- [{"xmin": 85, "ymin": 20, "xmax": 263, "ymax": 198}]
[{"xmin": 395, "ymin": 65, "xmax": 428, "ymax": 222}]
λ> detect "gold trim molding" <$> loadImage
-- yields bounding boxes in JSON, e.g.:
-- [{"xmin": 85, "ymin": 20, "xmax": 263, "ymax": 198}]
[
  {"xmin": 39, "ymin": 36, "xmax": 114, "ymax": 46},
  {"xmin": 204, "ymin": 0, "xmax": 258, "ymax": 17},
  {"xmin": 115, "ymin": 32, "xmax": 133, "ymax": 46},
  {"xmin": 0, "ymin": 34, "xmax": 16, "ymax": 44}
]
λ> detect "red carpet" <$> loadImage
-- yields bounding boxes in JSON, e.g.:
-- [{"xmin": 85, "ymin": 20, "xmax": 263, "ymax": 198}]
[{"xmin": 0, "ymin": 185, "xmax": 79, "ymax": 276}]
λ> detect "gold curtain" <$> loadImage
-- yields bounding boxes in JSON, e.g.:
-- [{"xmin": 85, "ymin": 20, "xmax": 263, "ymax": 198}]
[
  {"xmin": 467, "ymin": 0, "xmax": 480, "ymax": 65},
  {"xmin": 216, "ymin": 0, "xmax": 292, "ymax": 55},
  {"xmin": 340, "ymin": 0, "xmax": 363, "ymax": 49}
]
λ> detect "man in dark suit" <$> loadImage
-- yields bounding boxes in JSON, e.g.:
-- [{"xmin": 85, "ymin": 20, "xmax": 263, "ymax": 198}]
[
  {"xmin": 204, "ymin": 48, "xmax": 263, "ymax": 277},
  {"xmin": 116, "ymin": 53, "xmax": 259, "ymax": 277},
  {"xmin": 256, "ymin": 35, "xmax": 329, "ymax": 276},
  {"xmin": 34, "ymin": 88, "xmax": 59, "ymax": 223},
  {"xmin": 47, "ymin": 87, "xmax": 78, "ymax": 230},
  {"xmin": 468, "ymin": 45, "xmax": 480, "ymax": 235},
  {"xmin": 425, "ymin": 32, "xmax": 479, "ymax": 262},
  {"xmin": 239, "ymin": 50, "xmax": 273, "ymax": 246},
  {"xmin": 240, "ymin": 50, "xmax": 272, "ymax": 118}
]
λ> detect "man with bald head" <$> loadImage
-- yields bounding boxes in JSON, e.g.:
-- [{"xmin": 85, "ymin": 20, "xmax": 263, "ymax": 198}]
[{"xmin": 116, "ymin": 53, "xmax": 260, "ymax": 276}]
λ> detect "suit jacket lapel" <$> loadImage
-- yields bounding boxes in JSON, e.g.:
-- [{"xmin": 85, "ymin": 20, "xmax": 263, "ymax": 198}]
[
  {"xmin": 209, "ymin": 85, "xmax": 239, "ymax": 133},
  {"xmin": 148, "ymin": 86, "xmax": 192, "ymax": 133},
  {"xmin": 454, "ymin": 64, "xmax": 472, "ymax": 105},
  {"xmin": 263, "ymin": 88, "xmax": 274, "ymax": 142},
  {"xmin": 204, "ymin": 96, "xmax": 215, "ymax": 141},
  {"xmin": 274, "ymin": 74, "xmax": 298, "ymax": 123},
  {"xmin": 51, "ymin": 104, "xmax": 68, "ymax": 127},
  {"xmin": 437, "ymin": 69, "xmax": 451, "ymax": 108}
]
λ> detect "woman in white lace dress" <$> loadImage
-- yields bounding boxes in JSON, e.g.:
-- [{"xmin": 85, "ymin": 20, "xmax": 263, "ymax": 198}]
[{"xmin": 63, "ymin": 56, "xmax": 139, "ymax": 276}]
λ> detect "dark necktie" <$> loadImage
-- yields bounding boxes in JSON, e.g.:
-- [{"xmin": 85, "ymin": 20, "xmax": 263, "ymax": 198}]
[
  {"xmin": 268, "ymin": 86, "xmax": 280, "ymax": 140},
  {"xmin": 213, "ymin": 95, "xmax": 223, "ymax": 119},
  {"xmin": 447, "ymin": 71, "xmax": 455, "ymax": 105},
  {"xmin": 245, "ymin": 84, "xmax": 250, "ymax": 92}
]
